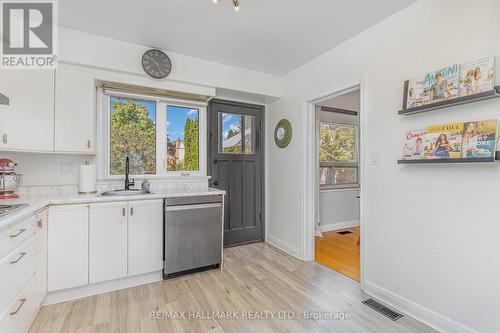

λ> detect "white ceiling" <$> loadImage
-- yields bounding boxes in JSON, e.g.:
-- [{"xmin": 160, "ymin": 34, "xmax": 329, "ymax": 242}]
[{"xmin": 59, "ymin": 0, "xmax": 417, "ymax": 75}]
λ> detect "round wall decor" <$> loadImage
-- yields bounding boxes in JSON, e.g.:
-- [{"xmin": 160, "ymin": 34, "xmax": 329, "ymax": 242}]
[{"xmin": 274, "ymin": 119, "xmax": 292, "ymax": 148}]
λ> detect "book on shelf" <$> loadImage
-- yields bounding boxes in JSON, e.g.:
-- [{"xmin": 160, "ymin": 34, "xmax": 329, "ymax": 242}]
[
  {"xmin": 405, "ymin": 80, "xmax": 425, "ymax": 109},
  {"xmin": 401, "ymin": 119, "xmax": 499, "ymax": 161},
  {"xmin": 459, "ymin": 56, "xmax": 495, "ymax": 97},
  {"xmin": 422, "ymin": 122, "xmax": 463, "ymax": 159},
  {"xmin": 402, "ymin": 129, "xmax": 425, "ymax": 160},
  {"xmin": 461, "ymin": 119, "xmax": 497, "ymax": 159},
  {"xmin": 422, "ymin": 64, "xmax": 460, "ymax": 105}
]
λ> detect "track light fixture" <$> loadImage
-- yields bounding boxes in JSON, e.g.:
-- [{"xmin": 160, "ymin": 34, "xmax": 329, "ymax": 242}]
[{"xmin": 212, "ymin": 0, "xmax": 240, "ymax": 12}]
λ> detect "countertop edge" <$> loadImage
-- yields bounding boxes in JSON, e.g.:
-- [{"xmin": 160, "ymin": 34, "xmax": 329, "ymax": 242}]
[{"xmin": 0, "ymin": 189, "xmax": 225, "ymax": 232}]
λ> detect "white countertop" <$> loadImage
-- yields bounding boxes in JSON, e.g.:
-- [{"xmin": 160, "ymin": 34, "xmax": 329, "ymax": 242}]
[{"xmin": 0, "ymin": 188, "xmax": 225, "ymax": 232}]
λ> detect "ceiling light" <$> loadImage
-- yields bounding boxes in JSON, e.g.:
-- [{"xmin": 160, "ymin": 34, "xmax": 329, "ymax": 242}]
[
  {"xmin": 212, "ymin": 0, "xmax": 240, "ymax": 11},
  {"xmin": 233, "ymin": 0, "xmax": 240, "ymax": 11}
]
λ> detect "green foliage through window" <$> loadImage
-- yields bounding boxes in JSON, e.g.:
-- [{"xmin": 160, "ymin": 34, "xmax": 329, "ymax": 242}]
[
  {"xmin": 110, "ymin": 97, "xmax": 156, "ymax": 175},
  {"xmin": 320, "ymin": 123, "xmax": 356, "ymax": 162}
]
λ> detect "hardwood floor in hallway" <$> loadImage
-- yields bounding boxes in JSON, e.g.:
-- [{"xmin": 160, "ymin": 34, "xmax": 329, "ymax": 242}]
[
  {"xmin": 29, "ymin": 242, "xmax": 435, "ymax": 333},
  {"xmin": 315, "ymin": 227, "xmax": 360, "ymax": 281}
]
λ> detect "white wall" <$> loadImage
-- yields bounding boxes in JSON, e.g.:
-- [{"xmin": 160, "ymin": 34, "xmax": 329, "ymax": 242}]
[{"xmin": 267, "ymin": 0, "xmax": 500, "ymax": 332}]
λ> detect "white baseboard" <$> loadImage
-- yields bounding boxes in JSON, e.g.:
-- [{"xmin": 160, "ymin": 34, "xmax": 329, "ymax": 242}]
[
  {"xmin": 43, "ymin": 271, "xmax": 163, "ymax": 305},
  {"xmin": 365, "ymin": 281, "xmax": 477, "ymax": 333},
  {"xmin": 320, "ymin": 219, "xmax": 359, "ymax": 232},
  {"xmin": 265, "ymin": 234, "xmax": 303, "ymax": 260}
]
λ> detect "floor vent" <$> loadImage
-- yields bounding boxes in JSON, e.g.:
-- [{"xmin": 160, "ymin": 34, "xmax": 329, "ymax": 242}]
[
  {"xmin": 362, "ymin": 298, "xmax": 403, "ymax": 321},
  {"xmin": 337, "ymin": 231, "xmax": 352, "ymax": 235}
]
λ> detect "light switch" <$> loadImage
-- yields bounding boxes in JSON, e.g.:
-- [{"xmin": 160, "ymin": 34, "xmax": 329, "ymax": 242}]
[
  {"xmin": 60, "ymin": 161, "xmax": 77, "ymax": 175},
  {"xmin": 370, "ymin": 152, "xmax": 380, "ymax": 165}
]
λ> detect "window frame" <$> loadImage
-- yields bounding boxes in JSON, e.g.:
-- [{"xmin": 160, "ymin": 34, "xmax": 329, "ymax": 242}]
[
  {"xmin": 319, "ymin": 121, "xmax": 359, "ymax": 190},
  {"xmin": 98, "ymin": 89, "xmax": 207, "ymax": 179}
]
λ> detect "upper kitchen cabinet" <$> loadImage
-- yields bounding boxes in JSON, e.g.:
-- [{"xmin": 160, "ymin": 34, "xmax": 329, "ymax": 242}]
[
  {"xmin": 0, "ymin": 70, "xmax": 55, "ymax": 152},
  {"xmin": 55, "ymin": 66, "xmax": 96, "ymax": 154}
]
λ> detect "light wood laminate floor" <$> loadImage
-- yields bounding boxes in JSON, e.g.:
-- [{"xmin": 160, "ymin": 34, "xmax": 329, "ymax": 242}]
[
  {"xmin": 29, "ymin": 243, "xmax": 435, "ymax": 333},
  {"xmin": 315, "ymin": 227, "xmax": 360, "ymax": 281}
]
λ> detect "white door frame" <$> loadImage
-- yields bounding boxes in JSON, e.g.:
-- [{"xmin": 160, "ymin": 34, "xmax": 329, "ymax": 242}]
[{"xmin": 301, "ymin": 80, "xmax": 367, "ymax": 290}]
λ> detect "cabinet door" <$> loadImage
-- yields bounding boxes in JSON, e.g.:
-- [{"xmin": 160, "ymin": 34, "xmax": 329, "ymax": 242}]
[
  {"xmin": 128, "ymin": 200, "xmax": 163, "ymax": 276},
  {"xmin": 89, "ymin": 201, "xmax": 127, "ymax": 283},
  {"xmin": 0, "ymin": 70, "xmax": 55, "ymax": 152},
  {"xmin": 35, "ymin": 209, "xmax": 48, "ymax": 305},
  {"xmin": 48, "ymin": 205, "xmax": 89, "ymax": 292},
  {"xmin": 55, "ymin": 66, "xmax": 95, "ymax": 153}
]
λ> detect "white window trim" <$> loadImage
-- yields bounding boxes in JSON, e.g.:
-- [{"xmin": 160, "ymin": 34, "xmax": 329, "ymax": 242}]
[
  {"xmin": 97, "ymin": 88, "xmax": 207, "ymax": 180},
  {"xmin": 319, "ymin": 121, "xmax": 359, "ymax": 190}
]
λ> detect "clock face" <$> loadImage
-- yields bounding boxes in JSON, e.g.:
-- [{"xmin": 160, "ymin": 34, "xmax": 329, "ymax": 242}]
[{"xmin": 141, "ymin": 49, "xmax": 172, "ymax": 79}]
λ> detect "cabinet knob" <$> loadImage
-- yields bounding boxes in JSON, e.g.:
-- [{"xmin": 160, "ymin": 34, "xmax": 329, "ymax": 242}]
[
  {"xmin": 2, "ymin": 134, "xmax": 7, "ymax": 144},
  {"xmin": 130, "ymin": 207, "xmax": 134, "ymax": 216},
  {"xmin": 122, "ymin": 207, "xmax": 126, "ymax": 216},
  {"xmin": 87, "ymin": 140, "xmax": 91, "ymax": 149}
]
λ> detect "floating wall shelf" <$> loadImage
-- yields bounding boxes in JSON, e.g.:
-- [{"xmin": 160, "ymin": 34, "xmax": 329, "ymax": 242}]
[
  {"xmin": 399, "ymin": 86, "xmax": 500, "ymax": 115},
  {"xmin": 398, "ymin": 154, "xmax": 500, "ymax": 164}
]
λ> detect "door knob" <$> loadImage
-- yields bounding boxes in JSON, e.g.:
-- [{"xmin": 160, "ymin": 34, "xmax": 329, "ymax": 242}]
[{"xmin": 213, "ymin": 159, "xmax": 218, "ymax": 164}]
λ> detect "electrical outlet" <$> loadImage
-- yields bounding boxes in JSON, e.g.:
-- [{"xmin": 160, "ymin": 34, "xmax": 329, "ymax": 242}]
[{"xmin": 60, "ymin": 161, "xmax": 77, "ymax": 176}]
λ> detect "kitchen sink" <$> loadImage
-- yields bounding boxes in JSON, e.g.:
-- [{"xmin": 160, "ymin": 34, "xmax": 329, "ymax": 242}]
[
  {"xmin": 0, "ymin": 203, "xmax": 29, "ymax": 218},
  {"xmin": 100, "ymin": 189, "xmax": 151, "ymax": 196}
]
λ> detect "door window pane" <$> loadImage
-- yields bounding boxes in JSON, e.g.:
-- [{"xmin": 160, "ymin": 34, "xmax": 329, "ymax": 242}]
[
  {"xmin": 110, "ymin": 96, "xmax": 156, "ymax": 175},
  {"xmin": 219, "ymin": 113, "xmax": 255, "ymax": 154},
  {"xmin": 166, "ymin": 105, "xmax": 199, "ymax": 171},
  {"xmin": 244, "ymin": 115, "xmax": 255, "ymax": 154},
  {"xmin": 220, "ymin": 112, "xmax": 242, "ymax": 153}
]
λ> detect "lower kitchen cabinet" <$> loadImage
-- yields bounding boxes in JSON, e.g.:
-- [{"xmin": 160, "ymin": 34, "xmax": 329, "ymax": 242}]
[
  {"xmin": 89, "ymin": 201, "xmax": 128, "ymax": 284},
  {"xmin": 47, "ymin": 199, "xmax": 164, "ymax": 290},
  {"xmin": 128, "ymin": 199, "xmax": 163, "ymax": 276},
  {"xmin": 35, "ymin": 209, "xmax": 48, "ymax": 303},
  {"xmin": 48, "ymin": 204, "xmax": 89, "ymax": 292}
]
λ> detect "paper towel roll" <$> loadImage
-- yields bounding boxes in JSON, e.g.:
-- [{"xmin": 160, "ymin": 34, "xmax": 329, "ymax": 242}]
[{"xmin": 79, "ymin": 164, "xmax": 97, "ymax": 194}]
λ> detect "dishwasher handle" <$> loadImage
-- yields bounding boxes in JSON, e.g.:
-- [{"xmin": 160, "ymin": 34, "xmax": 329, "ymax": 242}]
[{"xmin": 166, "ymin": 203, "xmax": 221, "ymax": 212}]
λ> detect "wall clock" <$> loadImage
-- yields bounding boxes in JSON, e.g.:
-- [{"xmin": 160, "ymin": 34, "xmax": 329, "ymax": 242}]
[
  {"xmin": 274, "ymin": 119, "xmax": 292, "ymax": 148},
  {"xmin": 141, "ymin": 49, "xmax": 172, "ymax": 79}
]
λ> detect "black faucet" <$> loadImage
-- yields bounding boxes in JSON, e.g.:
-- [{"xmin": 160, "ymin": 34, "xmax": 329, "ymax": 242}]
[{"xmin": 124, "ymin": 156, "xmax": 135, "ymax": 190}]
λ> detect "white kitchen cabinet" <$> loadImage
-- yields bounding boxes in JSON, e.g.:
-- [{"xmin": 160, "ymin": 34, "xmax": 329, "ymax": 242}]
[
  {"xmin": 35, "ymin": 209, "xmax": 48, "ymax": 303},
  {"xmin": 128, "ymin": 199, "xmax": 163, "ymax": 276},
  {"xmin": 55, "ymin": 66, "xmax": 95, "ymax": 153},
  {"xmin": 48, "ymin": 205, "xmax": 89, "ymax": 292},
  {"xmin": 89, "ymin": 201, "xmax": 128, "ymax": 284},
  {"xmin": 0, "ymin": 69, "xmax": 55, "ymax": 152}
]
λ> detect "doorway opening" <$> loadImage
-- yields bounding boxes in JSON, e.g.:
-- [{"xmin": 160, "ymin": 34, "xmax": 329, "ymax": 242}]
[{"xmin": 303, "ymin": 84, "xmax": 364, "ymax": 284}]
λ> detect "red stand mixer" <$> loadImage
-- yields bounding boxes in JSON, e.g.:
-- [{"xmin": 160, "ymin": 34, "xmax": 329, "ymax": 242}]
[{"xmin": 0, "ymin": 159, "xmax": 22, "ymax": 199}]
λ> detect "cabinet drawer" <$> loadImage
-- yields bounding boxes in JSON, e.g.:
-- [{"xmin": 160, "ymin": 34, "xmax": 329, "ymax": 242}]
[
  {"xmin": 0, "ymin": 216, "xmax": 36, "ymax": 261},
  {"xmin": 0, "ymin": 237, "xmax": 37, "ymax": 317},
  {"xmin": 0, "ymin": 274, "xmax": 40, "ymax": 333}
]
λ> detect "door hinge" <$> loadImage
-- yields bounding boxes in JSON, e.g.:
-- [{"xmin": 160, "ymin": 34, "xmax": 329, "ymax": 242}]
[
  {"xmin": 259, "ymin": 213, "xmax": 262, "ymax": 221},
  {"xmin": 259, "ymin": 121, "xmax": 262, "ymax": 130}
]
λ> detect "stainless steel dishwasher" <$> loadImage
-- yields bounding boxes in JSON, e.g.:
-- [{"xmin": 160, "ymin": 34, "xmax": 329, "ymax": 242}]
[{"xmin": 163, "ymin": 195, "xmax": 223, "ymax": 279}]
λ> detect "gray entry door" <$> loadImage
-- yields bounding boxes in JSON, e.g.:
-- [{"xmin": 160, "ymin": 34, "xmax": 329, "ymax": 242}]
[{"xmin": 208, "ymin": 100, "xmax": 264, "ymax": 246}]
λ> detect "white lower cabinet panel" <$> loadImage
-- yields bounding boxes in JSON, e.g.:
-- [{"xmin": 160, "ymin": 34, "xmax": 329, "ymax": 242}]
[
  {"xmin": 89, "ymin": 202, "xmax": 128, "ymax": 284},
  {"xmin": 128, "ymin": 199, "xmax": 163, "ymax": 276},
  {"xmin": 0, "ymin": 274, "xmax": 39, "ymax": 333},
  {"xmin": 48, "ymin": 205, "xmax": 89, "ymax": 292},
  {"xmin": 0, "ymin": 237, "xmax": 37, "ymax": 318}
]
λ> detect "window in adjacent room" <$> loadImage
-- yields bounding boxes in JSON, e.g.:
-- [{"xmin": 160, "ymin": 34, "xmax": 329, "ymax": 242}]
[{"xmin": 319, "ymin": 122, "xmax": 358, "ymax": 189}]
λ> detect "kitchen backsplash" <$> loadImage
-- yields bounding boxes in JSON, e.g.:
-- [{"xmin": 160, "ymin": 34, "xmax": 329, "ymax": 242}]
[{"xmin": 17, "ymin": 178, "xmax": 209, "ymax": 196}]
